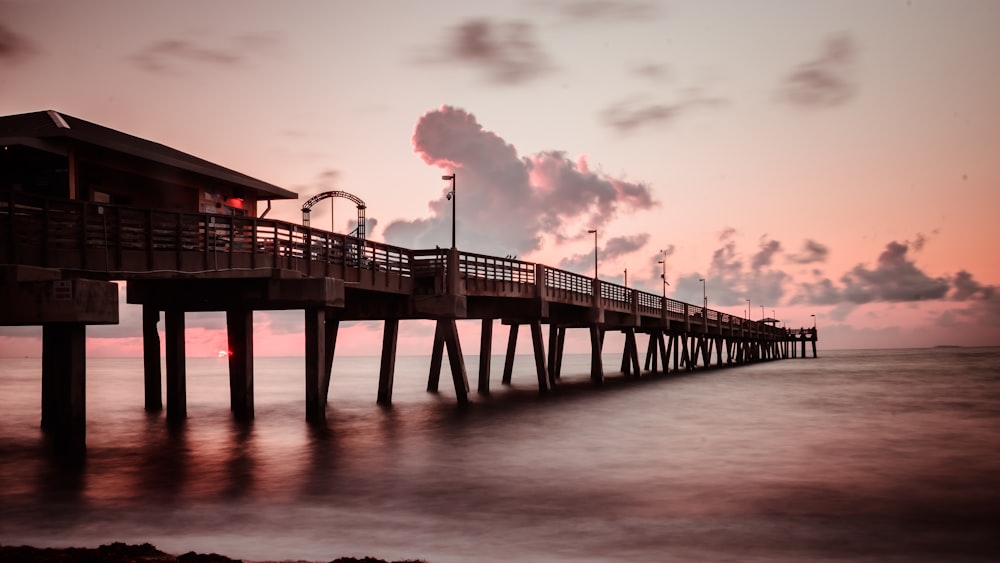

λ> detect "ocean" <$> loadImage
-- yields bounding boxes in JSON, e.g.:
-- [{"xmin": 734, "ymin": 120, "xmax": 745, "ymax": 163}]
[{"xmin": 1, "ymin": 347, "xmax": 998, "ymax": 562}]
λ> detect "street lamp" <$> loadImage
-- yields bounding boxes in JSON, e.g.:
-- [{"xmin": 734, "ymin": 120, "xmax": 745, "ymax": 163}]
[
  {"xmin": 698, "ymin": 277, "xmax": 707, "ymax": 311},
  {"xmin": 658, "ymin": 249, "xmax": 670, "ymax": 299},
  {"xmin": 587, "ymin": 229, "xmax": 598, "ymax": 279},
  {"xmin": 760, "ymin": 305, "xmax": 765, "ymax": 321},
  {"xmin": 811, "ymin": 314, "xmax": 816, "ymax": 330},
  {"xmin": 443, "ymin": 174, "xmax": 456, "ymax": 249},
  {"xmin": 746, "ymin": 298, "xmax": 750, "ymax": 320}
]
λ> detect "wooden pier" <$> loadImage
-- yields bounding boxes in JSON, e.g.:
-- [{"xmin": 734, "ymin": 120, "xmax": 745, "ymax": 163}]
[
  {"xmin": 0, "ymin": 110, "xmax": 817, "ymax": 454},
  {"xmin": 1, "ymin": 190, "xmax": 818, "ymax": 452}
]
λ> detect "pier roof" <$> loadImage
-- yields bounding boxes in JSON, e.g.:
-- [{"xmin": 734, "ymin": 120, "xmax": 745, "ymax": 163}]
[{"xmin": 0, "ymin": 110, "xmax": 297, "ymax": 201}]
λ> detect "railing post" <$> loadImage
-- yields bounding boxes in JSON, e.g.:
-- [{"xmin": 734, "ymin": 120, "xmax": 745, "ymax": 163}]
[
  {"xmin": 145, "ymin": 209, "xmax": 154, "ymax": 271},
  {"xmin": 305, "ymin": 226, "xmax": 313, "ymax": 277},
  {"xmin": 534, "ymin": 264, "xmax": 545, "ymax": 299},
  {"xmin": 447, "ymin": 247, "xmax": 460, "ymax": 295},
  {"xmin": 630, "ymin": 289, "xmax": 639, "ymax": 324}
]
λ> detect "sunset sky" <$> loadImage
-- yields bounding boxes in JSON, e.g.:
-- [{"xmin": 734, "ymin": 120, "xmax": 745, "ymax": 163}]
[{"xmin": 2, "ymin": 0, "xmax": 998, "ymax": 356}]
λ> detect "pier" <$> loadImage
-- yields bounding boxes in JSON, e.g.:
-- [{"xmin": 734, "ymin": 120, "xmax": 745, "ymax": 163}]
[{"xmin": 0, "ymin": 110, "xmax": 817, "ymax": 453}]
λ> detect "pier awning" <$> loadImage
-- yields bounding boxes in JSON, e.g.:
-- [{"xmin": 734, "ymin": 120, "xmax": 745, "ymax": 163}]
[{"xmin": 0, "ymin": 109, "xmax": 297, "ymax": 201}]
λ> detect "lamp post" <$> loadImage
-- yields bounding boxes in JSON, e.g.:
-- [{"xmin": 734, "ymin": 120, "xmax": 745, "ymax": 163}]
[
  {"xmin": 658, "ymin": 249, "xmax": 670, "ymax": 299},
  {"xmin": 811, "ymin": 314, "xmax": 816, "ymax": 330},
  {"xmin": 624, "ymin": 268, "xmax": 628, "ymax": 288},
  {"xmin": 699, "ymin": 277, "xmax": 707, "ymax": 311},
  {"xmin": 443, "ymin": 174, "xmax": 456, "ymax": 249},
  {"xmin": 761, "ymin": 305, "xmax": 765, "ymax": 321},
  {"xmin": 746, "ymin": 298, "xmax": 750, "ymax": 320},
  {"xmin": 588, "ymin": 229, "xmax": 598, "ymax": 279}
]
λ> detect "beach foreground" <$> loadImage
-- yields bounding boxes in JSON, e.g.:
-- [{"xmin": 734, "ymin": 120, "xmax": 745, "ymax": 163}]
[{"xmin": 0, "ymin": 543, "xmax": 425, "ymax": 563}]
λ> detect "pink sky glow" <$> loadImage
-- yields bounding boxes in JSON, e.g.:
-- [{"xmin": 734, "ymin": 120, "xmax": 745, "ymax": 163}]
[{"xmin": 1, "ymin": 0, "xmax": 998, "ymax": 356}]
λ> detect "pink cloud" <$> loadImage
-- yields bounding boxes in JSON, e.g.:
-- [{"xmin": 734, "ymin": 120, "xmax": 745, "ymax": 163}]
[{"xmin": 384, "ymin": 106, "xmax": 657, "ymax": 256}]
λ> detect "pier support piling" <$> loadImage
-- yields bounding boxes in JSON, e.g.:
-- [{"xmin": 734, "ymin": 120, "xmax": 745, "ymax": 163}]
[
  {"xmin": 529, "ymin": 321, "xmax": 549, "ymax": 393},
  {"xmin": 478, "ymin": 319, "xmax": 492, "ymax": 393},
  {"xmin": 41, "ymin": 323, "xmax": 86, "ymax": 454},
  {"xmin": 589, "ymin": 325, "xmax": 604, "ymax": 383},
  {"xmin": 227, "ymin": 309, "xmax": 254, "ymax": 421},
  {"xmin": 323, "ymin": 314, "xmax": 338, "ymax": 400},
  {"xmin": 304, "ymin": 308, "xmax": 327, "ymax": 421},
  {"xmin": 441, "ymin": 319, "xmax": 470, "ymax": 404},
  {"xmin": 502, "ymin": 323, "xmax": 518, "ymax": 385},
  {"xmin": 142, "ymin": 306, "xmax": 162, "ymax": 412},
  {"xmin": 427, "ymin": 321, "xmax": 445, "ymax": 392},
  {"xmin": 377, "ymin": 318, "xmax": 399, "ymax": 405},
  {"xmin": 164, "ymin": 309, "xmax": 187, "ymax": 423}
]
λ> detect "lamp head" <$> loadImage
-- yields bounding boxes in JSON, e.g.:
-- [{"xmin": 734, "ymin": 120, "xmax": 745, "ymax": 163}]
[{"xmin": 442, "ymin": 174, "xmax": 455, "ymax": 181}]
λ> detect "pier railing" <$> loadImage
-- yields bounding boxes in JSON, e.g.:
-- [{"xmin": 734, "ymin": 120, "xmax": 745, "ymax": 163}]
[{"xmin": 2, "ymin": 190, "xmax": 789, "ymax": 336}]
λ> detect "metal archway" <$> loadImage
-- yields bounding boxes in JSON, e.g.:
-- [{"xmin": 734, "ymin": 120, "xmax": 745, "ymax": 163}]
[{"xmin": 301, "ymin": 190, "xmax": 367, "ymax": 241}]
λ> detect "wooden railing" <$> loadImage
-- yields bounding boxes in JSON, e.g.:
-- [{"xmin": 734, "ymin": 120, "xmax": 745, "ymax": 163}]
[{"xmin": 1, "ymin": 190, "xmax": 790, "ymax": 336}]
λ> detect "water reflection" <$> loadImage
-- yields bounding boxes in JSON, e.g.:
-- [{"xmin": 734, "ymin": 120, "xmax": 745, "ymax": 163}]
[{"xmin": 2, "ymin": 350, "xmax": 999, "ymax": 562}]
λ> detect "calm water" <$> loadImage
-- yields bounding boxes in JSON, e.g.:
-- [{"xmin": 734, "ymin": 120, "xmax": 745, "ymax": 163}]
[{"xmin": 1, "ymin": 348, "xmax": 999, "ymax": 562}]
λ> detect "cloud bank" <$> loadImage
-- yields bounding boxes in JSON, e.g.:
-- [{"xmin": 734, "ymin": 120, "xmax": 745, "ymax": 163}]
[
  {"xmin": 383, "ymin": 106, "xmax": 657, "ymax": 256},
  {"xmin": 667, "ymin": 231, "xmax": 996, "ymax": 320}
]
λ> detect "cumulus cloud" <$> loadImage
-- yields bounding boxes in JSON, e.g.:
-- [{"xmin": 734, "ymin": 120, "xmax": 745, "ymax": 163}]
[
  {"xmin": 788, "ymin": 239, "xmax": 829, "ymax": 264},
  {"xmin": 752, "ymin": 238, "xmax": 782, "ymax": 271},
  {"xmin": 558, "ymin": 233, "xmax": 649, "ymax": 273},
  {"xmin": 602, "ymin": 91, "xmax": 724, "ymax": 132},
  {"xmin": 794, "ymin": 240, "xmax": 951, "ymax": 306},
  {"xmin": 839, "ymin": 241, "xmax": 950, "ymax": 303},
  {"xmin": 779, "ymin": 34, "xmax": 857, "ymax": 109},
  {"xmin": 697, "ymin": 232, "xmax": 789, "ymax": 307},
  {"xmin": 0, "ymin": 23, "xmax": 38, "ymax": 62},
  {"xmin": 132, "ymin": 33, "xmax": 280, "ymax": 73},
  {"xmin": 421, "ymin": 19, "xmax": 554, "ymax": 85},
  {"xmin": 950, "ymin": 271, "xmax": 996, "ymax": 301},
  {"xmin": 384, "ymin": 106, "xmax": 657, "ymax": 256}
]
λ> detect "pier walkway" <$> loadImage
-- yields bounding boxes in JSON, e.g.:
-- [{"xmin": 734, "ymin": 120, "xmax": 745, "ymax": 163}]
[{"xmin": 1, "ymin": 189, "xmax": 818, "ymax": 452}]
